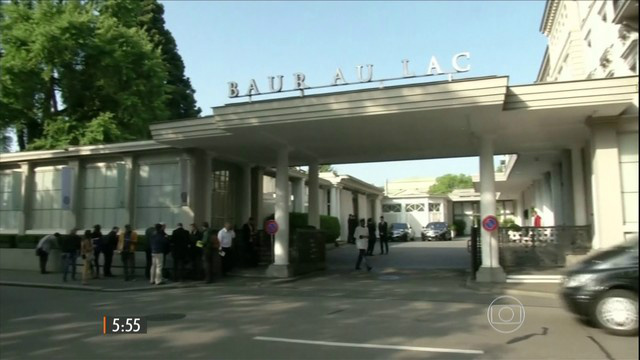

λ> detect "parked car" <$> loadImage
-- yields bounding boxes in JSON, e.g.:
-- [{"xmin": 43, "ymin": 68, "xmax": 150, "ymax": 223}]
[
  {"xmin": 389, "ymin": 223, "xmax": 413, "ymax": 242},
  {"xmin": 560, "ymin": 237, "xmax": 638, "ymax": 336},
  {"xmin": 421, "ymin": 222, "xmax": 452, "ymax": 241}
]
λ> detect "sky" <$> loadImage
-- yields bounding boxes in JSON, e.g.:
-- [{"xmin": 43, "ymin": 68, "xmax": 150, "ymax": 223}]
[{"xmin": 165, "ymin": 1, "xmax": 547, "ymax": 186}]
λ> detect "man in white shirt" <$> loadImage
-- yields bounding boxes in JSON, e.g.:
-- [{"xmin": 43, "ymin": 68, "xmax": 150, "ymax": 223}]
[
  {"xmin": 217, "ymin": 222, "xmax": 236, "ymax": 275},
  {"xmin": 354, "ymin": 219, "xmax": 372, "ymax": 272},
  {"xmin": 36, "ymin": 233, "xmax": 60, "ymax": 274}
]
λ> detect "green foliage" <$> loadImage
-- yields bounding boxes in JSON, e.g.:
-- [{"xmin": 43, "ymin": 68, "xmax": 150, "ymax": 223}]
[
  {"xmin": 290, "ymin": 212, "xmax": 309, "ymax": 230},
  {"xmin": 428, "ymin": 174, "xmax": 473, "ymax": 195},
  {"xmin": 320, "ymin": 215, "xmax": 341, "ymax": 243},
  {"xmin": 452, "ymin": 219, "xmax": 467, "ymax": 236},
  {"xmin": 318, "ymin": 164, "xmax": 334, "ymax": 173},
  {"xmin": 14, "ymin": 235, "xmax": 43, "ymax": 249},
  {"xmin": 0, "ymin": 235, "xmax": 17, "ymax": 248},
  {"xmin": 500, "ymin": 217, "xmax": 520, "ymax": 230},
  {"xmin": 0, "ymin": 0, "xmax": 198, "ymax": 151}
]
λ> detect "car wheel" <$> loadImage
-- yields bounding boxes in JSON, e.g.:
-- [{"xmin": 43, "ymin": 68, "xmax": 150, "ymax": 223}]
[{"xmin": 592, "ymin": 289, "xmax": 638, "ymax": 336}]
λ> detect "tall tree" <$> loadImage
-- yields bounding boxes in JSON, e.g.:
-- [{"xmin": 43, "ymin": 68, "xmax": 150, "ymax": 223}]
[
  {"xmin": 428, "ymin": 174, "xmax": 473, "ymax": 195},
  {"xmin": 318, "ymin": 164, "xmax": 335, "ymax": 172},
  {"xmin": 0, "ymin": 0, "xmax": 169, "ymax": 150},
  {"xmin": 137, "ymin": 0, "xmax": 201, "ymax": 119}
]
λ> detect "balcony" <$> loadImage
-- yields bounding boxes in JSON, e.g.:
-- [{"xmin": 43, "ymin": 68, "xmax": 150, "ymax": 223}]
[{"xmin": 613, "ymin": 0, "xmax": 639, "ymax": 26}]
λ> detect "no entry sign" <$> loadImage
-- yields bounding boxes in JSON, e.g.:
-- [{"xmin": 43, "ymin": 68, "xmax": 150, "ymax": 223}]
[
  {"xmin": 265, "ymin": 220, "xmax": 279, "ymax": 235},
  {"xmin": 482, "ymin": 215, "xmax": 499, "ymax": 232}
]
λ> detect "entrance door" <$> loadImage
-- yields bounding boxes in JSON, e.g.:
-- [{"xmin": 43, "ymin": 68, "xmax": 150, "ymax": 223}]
[{"xmin": 211, "ymin": 160, "xmax": 241, "ymax": 229}]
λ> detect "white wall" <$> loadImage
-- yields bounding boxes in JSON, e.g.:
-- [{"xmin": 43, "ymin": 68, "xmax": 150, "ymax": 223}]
[
  {"xmin": 0, "ymin": 172, "xmax": 19, "ymax": 231},
  {"xmin": 31, "ymin": 166, "xmax": 64, "ymax": 231},
  {"xmin": 135, "ymin": 161, "xmax": 183, "ymax": 228},
  {"xmin": 340, "ymin": 189, "xmax": 353, "ymax": 241},
  {"xmin": 82, "ymin": 163, "xmax": 127, "ymax": 229}
]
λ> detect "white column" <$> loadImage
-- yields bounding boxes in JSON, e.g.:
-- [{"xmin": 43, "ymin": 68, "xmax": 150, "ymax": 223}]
[
  {"xmin": 252, "ymin": 167, "xmax": 265, "ymax": 226},
  {"xmin": 551, "ymin": 163, "xmax": 563, "ymax": 225},
  {"xmin": 274, "ymin": 148, "xmax": 290, "ymax": 266},
  {"xmin": 589, "ymin": 121, "xmax": 624, "ymax": 249},
  {"xmin": 476, "ymin": 135, "xmax": 505, "ymax": 282},
  {"xmin": 329, "ymin": 186, "xmax": 340, "ymax": 218},
  {"xmin": 123, "ymin": 156, "xmax": 135, "ymax": 227},
  {"xmin": 543, "ymin": 172, "xmax": 554, "ymax": 226},
  {"xmin": 308, "ymin": 161, "xmax": 320, "ymax": 228},
  {"xmin": 292, "ymin": 178, "xmax": 305, "ymax": 213},
  {"xmin": 241, "ymin": 164, "xmax": 252, "ymax": 223},
  {"xmin": 516, "ymin": 191, "xmax": 525, "ymax": 226},
  {"xmin": 533, "ymin": 179, "xmax": 543, "ymax": 225},
  {"xmin": 17, "ymin": 162, "xmax": 33, "ymax": 235},
  {"xmin": 561, "ymin": 150, "xmax": 574, "ymax": 225},
  {"xmin": 571, "ymin": 145, "xmax": 587, "ymax": 226},
  {"xmin": 62, "ymin": 160, "xmax": 81, "ymax": 232},
  {"xmin": 374, "ymin": 196, "xmax": 382, "ymax": 221}
]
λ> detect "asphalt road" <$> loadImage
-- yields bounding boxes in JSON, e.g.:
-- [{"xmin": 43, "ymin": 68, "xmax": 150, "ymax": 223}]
[{"xmin": 1, "ymin": 279, "xmax": 637, "ymax": 360}]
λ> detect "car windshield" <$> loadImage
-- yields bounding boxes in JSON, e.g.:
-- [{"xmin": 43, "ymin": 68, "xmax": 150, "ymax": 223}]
[
  {"xmin": 391, "ymin": 223, "xmax": 407, "ymax": 230},
  {"xmin": 426, "ymin": 223, "xmax": 447, "ymax": 230}
]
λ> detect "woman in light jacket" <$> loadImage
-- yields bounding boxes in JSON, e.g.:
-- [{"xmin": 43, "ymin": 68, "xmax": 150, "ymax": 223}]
[{"xmin": 81, "ymin": 230, "xmax": 94, "ymax": 285}]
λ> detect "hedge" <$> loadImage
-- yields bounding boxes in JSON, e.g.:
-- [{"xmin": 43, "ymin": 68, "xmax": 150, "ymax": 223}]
[{"xmin": 264, "ymin": 212, "xmax": 341, "ymax": 244}]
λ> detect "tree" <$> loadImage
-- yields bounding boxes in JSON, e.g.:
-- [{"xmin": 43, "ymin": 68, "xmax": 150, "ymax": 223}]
[
  {"xmin": 319, "ymin": 164, "xmax": 335, "ymax": 172},
  {"xmin": 428, "ymin": 174, "xmax": 473, "ymax": 195},
  {"xmin": 98, "ymin": 0, "xmax": 201, "ymax": 120},
  {"xmin": 0, "ymin": 0, "xmax": 169, "ymax": 150}
]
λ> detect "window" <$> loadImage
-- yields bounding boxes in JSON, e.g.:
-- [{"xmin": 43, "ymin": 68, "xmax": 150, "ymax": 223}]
[
  {"xmin": 428, "ymin": 203, "xmax": 441, "ymax": 212},
  {"xmin": 406, "ymin": 203, "xmax": 425, "ymax": 212},
  {"xmin": 0, "ymin": 172, "xmax": 19, "ymax": 230},
  {"xmin": 31, "ymin": 167, "xmax": 64, "ymax": 229},
  {"xmin": 136, "ymin": 162, "xmax": 181, "ymax": 228},
  {"xmin": 83, "ymin": 163, "xmax": 126, "ymax": 229},
  {"xmin": 382, "ymin": 204, "xmax": 401, "ymax": 213}
]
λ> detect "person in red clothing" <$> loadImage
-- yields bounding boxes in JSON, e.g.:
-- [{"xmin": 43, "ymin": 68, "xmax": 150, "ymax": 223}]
[{"xmin": 532, "ymin": 210, "xmax": 542, "ymax": 227}]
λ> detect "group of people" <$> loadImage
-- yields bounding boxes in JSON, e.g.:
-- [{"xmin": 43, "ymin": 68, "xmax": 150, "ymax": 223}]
[
  {"xmin": 34, "ymin": 219, "xmax": 254, "ymax": 286},
  {"xmin": 347, "ymin": 214, "xmax": 389, "ymax": 271}
]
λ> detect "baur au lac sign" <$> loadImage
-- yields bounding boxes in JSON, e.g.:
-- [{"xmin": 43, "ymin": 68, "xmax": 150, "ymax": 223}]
[{"xmin": 228, "ymin": 52, "xmax": 471, "ymax": 98}]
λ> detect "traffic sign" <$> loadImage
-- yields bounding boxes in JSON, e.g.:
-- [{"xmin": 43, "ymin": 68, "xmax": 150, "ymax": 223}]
[
  {"xmin": 265, "ymin": 220, "xmax": 279, "ymax": 235},
  {"xmin": 482, "ymin": 215, "xmax": 499, "ymax": 232}
]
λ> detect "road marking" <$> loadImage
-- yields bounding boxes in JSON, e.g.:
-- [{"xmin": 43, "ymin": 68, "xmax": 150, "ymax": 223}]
[
  {"xmin": 506, "ymin": 279, "xmax": 563, "ymax": 283},
  {"xmin": 507, "ymin": 275, "xmax": 563, "ymax": 279},
  {"xmin": 253, "ymin": 336, "xmax": 484, "ymax": 354}
]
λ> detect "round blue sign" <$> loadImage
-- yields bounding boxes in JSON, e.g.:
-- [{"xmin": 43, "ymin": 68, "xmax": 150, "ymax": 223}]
[
  {"xmin": 482, "ymin": 215, "xmax": 499, "ymax": 232},
  {"xmin": 265, "ymin": 220, "xmax": 279, "ymax": 235}
]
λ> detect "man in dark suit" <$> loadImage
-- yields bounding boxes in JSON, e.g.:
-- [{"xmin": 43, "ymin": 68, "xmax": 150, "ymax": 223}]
[
  {"xmin": 378, "ymin": 216, "xmax": 389, "ymax": 255},
  {"xmin": 171, "ymin": 223, "xmax": 190, "ymax": 282},
  {"xmin": 366, "ymin": 218, "xmax": 377, "ymax": 256}
]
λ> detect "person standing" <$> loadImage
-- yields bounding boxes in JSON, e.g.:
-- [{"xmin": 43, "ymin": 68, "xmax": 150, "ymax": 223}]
[
  {"xmin": 144, "ymin": 224, "xmax": 156, "ymax": 280},
  {"xmin": 366, "ymin": 218, "xmax": 377, "ymax": 256},
  {"xmin": 35, "ymin": 232, "xmax": 60, "ymax": 274},
  {"xmin": 117, "ymin": 224, "xmax": 138, "ymax": 281},
  {"xmin": 103, "ymin": 226, "xmax": 118, "ymax": 277},
  {"xmin": 81, "ymin": 230, "xmax": 94, "ymax": 285},
  {"xmin": 347, "ymin": 214, "xmax": 357, "ymax": 244},
  {"xmin": 170, "ymin": 223, "xmax": 190, "ymax": 282},
  {"xmin": 217, "ymin": 222, "xmax": 236, "ymax": 275},
  {"xmin": 60, "ymin": 229, "xmax": 81, "ymax": 282},
  {"xmin": 190, "ymin": 223, "xmax": 203, "ymax": 280},
  {"xmin": 91, "ymin": 224, "xmax": 103, "ymax": 279},
  {"xmin": 378, "ymin": 216, "xmax": 389, "ymax": 255},
  {"xmin": 354, "ymin": 219, "xmax": 372, "ymax": 272},
  {"xmin": 149, "ymin": 223, "xmax": 167, "ymax": 285},
  {"xmin": 242, "ymin": 217, "xmax": 258, "ymax": 267},
  {"xmin": 533, "ymin": 210, "xmax": 542, "ymax": 227},
  {"xmin": 203, "ymin": 231, "xmax": 222, "ymax": 283}
]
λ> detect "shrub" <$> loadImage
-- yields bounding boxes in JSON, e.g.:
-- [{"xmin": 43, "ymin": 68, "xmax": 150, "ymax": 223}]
[
  {"xmin": 320, "ymin": 215, "xmax": 340, "ymax": 244},
  {"xmin": 0, "ymin": 235, "xmax": 17, "ymax": 248},
  {"xmin": 15, "ymin": 235, "xmax": 44, "ymax": 249},
  {"xmin": 290, "ymin": 212, "xmax": 309, "ymax": 230},
  {"xmin": 500, "ymin": 217, "xmax": 520, "ymax": 231},
  {"xmin": 452, "ymin": 219, "xmax": 467, "ymax": 236}
]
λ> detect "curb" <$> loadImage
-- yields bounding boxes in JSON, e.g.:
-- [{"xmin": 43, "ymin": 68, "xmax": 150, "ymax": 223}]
[
  {"xmin": 463, "ymin": 277, "xmax": 560, "ymax": 299},
  {"xmin": 0, "ymin": 280, "xmax": 203, "ymax": 293}
]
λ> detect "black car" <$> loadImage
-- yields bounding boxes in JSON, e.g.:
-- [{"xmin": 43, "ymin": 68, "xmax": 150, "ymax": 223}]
[
  {"xmin": 421, "ymin": 222, "xmax": 452, "ymax": 241},
  {"xmin": 561, "ymin": 238, "xmax": 638, "ymax": 336},
  {"xmin": 389, "ymin": 223, "xmax": 413, "ymax": 242}
]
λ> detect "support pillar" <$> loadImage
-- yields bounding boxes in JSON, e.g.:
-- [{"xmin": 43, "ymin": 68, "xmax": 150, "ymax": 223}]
[
  {"xmin": 551, "ymin": 163, "xmax": 563, "ymax": 225},
  {"xmin": 561, "ymin": 150, "xmax": 575, "ymax": 225},
  {"xmin": 571, "ymin": 145, "xmax": 587, "ymax": 226},
  {"xmin": 308, "ymin": 161, "xmax": 319, "ymax": 228},
  {"xmin": 267, "ymin": 148, "xmax": 291, "ymax": 277},
  {"xmin": 542, "ymin": 172, "xmax": 553, "ymax": 226},
  {"xmin": 17, "ymin": 162, "xmax": 33, "ymax": 235},
  {"xmin": 251, "ymin": 167, "xmax": 265, "ymax": 226},
  {"xmin": 123, "ymin": 156, "xmax": 135, "ymax": 228},
  {"xmin": 476, "ymin": 135, "xmax": 506, "ymax": 282},
  {"xmin": 292, "ymin": 177, "xmax": 305, "ymax": 213},
  {"xmin": 589, "ymin": 120, "xmax": 624, "ymax": 249},
  {"xmin": 62, "ymin": 160, "xmax": 81, "ymax": 232},
  {"xmin": 241, "ymin": 164, "xmax": 252, "ymax": 223}
]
